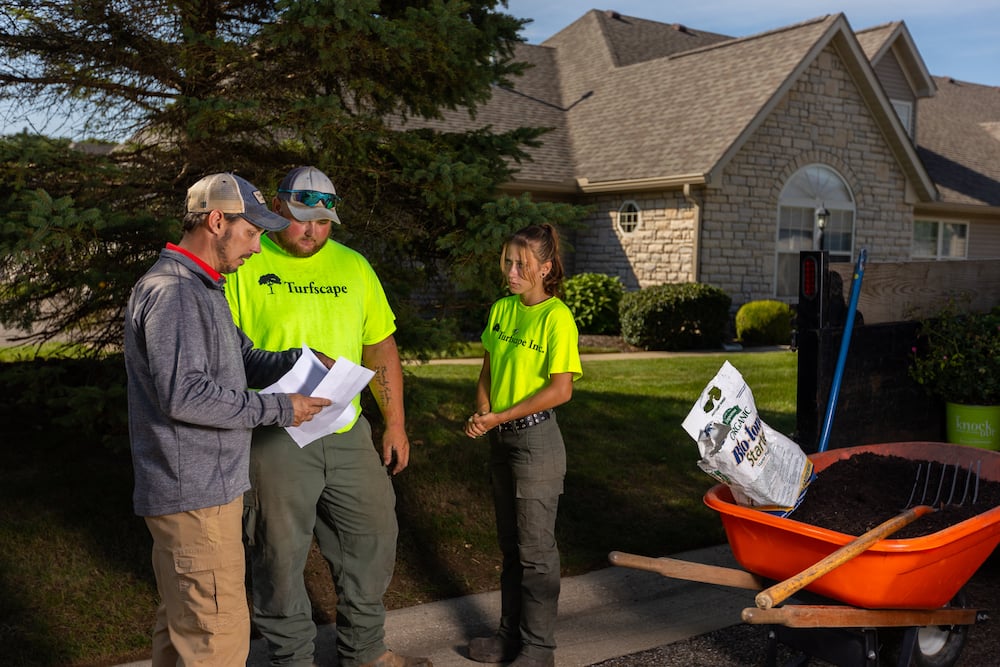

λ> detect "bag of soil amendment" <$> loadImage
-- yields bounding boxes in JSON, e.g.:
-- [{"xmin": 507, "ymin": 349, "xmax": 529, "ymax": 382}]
[{"xmin": 682, "ymin": 360, "xmax": 813, "ymax": 516}]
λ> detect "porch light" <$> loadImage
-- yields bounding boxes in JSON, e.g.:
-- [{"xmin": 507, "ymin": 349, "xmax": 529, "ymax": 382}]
[{"xmin": 815, "ymin": 205, "xmax": 830, "ymax": 250}]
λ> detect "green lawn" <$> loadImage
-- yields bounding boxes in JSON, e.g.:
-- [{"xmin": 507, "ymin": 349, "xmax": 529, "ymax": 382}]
[
  {"xmin": 391, "ymin": 352, "xmax": 796, "ymax": 602},
  {"xmin": 0, "ymin": 350, "xmax": 797, "ymax": 666}
]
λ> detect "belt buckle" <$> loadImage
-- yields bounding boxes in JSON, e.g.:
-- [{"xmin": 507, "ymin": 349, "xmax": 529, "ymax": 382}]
[{"xmin": 500, "ymin": 410, "xmax": 549, "ymax": 433}]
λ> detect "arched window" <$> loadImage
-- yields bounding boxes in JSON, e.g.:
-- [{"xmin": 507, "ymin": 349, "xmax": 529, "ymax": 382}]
[
  {"xmin": 617, "ymin": 201, "xmax": 641, "ymax": 234},
  {"xmin": 775, "ymin": 165, "xmax": 855, "ymax": 297}
]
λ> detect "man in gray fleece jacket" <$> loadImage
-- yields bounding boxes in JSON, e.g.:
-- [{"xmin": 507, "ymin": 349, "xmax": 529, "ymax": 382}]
[{"xmin": 125, "ymin": 172, "xmax": 332, "ymax": 667}]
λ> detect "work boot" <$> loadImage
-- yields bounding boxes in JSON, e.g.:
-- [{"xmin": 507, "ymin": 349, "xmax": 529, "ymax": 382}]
[
  {"xmin": 508, "ymin": 653, "xmax": 555, "ymax": 667},
  {"xmin": 467, "ymin": 634, "xmax": 520, "ymax": 663},
  {"xmin": 358, "ymin": 650, "xmax": 433, "ymax": 667}
]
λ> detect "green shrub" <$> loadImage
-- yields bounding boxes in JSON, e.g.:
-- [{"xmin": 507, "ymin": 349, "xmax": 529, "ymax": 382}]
[
  {"xmin": 562, "ymin": 273, "xmax": 624, "ymax": 335},
  {"xmin": 619, "ymin": 283, "xmax": 732, "ymax": 350},
  {"xmin": 735, "ymin": 300, "xmax": 793, "ymax": 346},
  {"xmin": 910, "ymin": 302, "xmax": 1000, "ymax": 405}
]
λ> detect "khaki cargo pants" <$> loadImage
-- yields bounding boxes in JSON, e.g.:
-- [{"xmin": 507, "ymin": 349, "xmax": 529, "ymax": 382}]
[{"xmin": 145, "ymin": 496, "xmax": 249, "ymax": 666}]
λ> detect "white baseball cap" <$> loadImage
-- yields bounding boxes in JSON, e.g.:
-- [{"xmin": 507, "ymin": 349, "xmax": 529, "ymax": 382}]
[{"xmin": 277, "ymin": 166, "xmax": 342, "ymax": 223}]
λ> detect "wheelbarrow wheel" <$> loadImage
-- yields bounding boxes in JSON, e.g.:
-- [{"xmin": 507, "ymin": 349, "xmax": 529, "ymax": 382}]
[{"xmin": 885, "ymin": 589, "xmax": 968, "ymax": 667}]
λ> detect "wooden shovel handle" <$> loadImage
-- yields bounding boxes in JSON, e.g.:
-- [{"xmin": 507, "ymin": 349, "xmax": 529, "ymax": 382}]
[{"xmin": 754, "ymin": 504, "xmax": 935, "ymax": 609}]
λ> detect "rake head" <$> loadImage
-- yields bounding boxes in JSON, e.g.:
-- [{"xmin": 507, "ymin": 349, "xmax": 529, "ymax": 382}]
[{"xmin": 904, "ymin": 459, "xmax": 982, "ymax": 510}]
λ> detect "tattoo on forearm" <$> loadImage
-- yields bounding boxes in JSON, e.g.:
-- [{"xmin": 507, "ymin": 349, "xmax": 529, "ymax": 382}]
[{"xmin": 372, "ymin": 364, "xmax": 390, "ymax": 404}]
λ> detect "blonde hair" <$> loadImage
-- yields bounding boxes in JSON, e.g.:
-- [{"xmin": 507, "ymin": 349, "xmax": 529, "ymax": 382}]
[{"xmin": 500, "ymin": 224, "xmax": 565, "ymax": 296}]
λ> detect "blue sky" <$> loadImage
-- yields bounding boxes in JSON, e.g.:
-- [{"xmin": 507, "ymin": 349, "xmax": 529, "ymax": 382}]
[
  {"xmin": 505, "ymin": 1, "xmax": 1000, "ymax": 86},
  {"xmin": 3, "ymin": 2, "xmax": 997, "ymax": 138}
]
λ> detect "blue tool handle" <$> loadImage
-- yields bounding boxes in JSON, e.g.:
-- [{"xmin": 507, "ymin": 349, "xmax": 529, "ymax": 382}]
[{"xmin": 817, "ymin": 248, "xmax": 867, "ymax": 453}]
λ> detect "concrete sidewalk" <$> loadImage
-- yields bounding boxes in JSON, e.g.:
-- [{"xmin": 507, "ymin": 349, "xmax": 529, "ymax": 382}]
[{"xmin": 117, "ymin": 544, "xmax": 754, "ymax": 667}]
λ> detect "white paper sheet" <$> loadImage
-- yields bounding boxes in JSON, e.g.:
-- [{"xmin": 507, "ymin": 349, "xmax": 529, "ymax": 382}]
[{"xmin": 260, "ymin": 345, "xmax": 375, "ymax": 447}]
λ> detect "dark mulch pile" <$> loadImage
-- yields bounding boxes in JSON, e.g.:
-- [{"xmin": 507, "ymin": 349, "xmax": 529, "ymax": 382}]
[{"xmin": 791, "ymin": 452, "xmax": 1000, "ymax": 538}]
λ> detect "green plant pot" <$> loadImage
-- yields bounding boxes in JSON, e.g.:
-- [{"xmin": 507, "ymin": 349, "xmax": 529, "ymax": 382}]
[{"xmin": 945, "ymin": 402, "xmax": 1000, "ymax": 450}]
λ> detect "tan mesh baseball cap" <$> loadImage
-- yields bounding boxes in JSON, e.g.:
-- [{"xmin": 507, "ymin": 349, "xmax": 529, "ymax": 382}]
[{"xmin": 186, "ymin": 173, "xmax": 289, "ymax": 231}]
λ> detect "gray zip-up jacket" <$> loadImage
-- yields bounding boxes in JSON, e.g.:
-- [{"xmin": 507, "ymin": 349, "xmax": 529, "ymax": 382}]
[{"xmin": 125, "ymin": 247, "xmax": 299, "ymax": 516}]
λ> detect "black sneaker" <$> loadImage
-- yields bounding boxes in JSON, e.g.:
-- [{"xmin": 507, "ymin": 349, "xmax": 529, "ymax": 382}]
[
  {"xmin": 509, "ymin": 653, "xmax": 555, "ymax": 667},
  {"xmin": 468, "ymin": 635, "xmax": 520, "ymax": 663}
]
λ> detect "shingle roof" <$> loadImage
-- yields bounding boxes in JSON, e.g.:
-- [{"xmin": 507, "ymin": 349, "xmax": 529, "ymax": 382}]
[
  {"xmin": 504, "ymin": 41, "xmax": 564, "ymax": 108},
  {"xmin": 918, "ymin": 77, "xmax": 1000, "ymax": 206},
  {"xmin": 566, "ymin": 15, "xmax": 837, "ymax": 184},
  {"xmin": 470, "ymin": 12, "xmax": 842, "ymax": 188},
  {"xmin": 854, "ymin": 22, "xmax": 898, "ymax": 61},
  {"xmin": 409, "ymin": 10, "xmax": 938, "ymax": 198},
  {"xmin": 396, "ymin": 42, "xmax": 577, "ymax": 188},
  {"xmin": 585, "ymin": 10, "xmax": 733, "ymax": 67}
]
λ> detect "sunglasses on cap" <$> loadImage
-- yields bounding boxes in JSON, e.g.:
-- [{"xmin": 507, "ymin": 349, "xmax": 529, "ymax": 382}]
[{"xmin": 278, "ymin": 189, "xmax": 342, "ymax": 209}]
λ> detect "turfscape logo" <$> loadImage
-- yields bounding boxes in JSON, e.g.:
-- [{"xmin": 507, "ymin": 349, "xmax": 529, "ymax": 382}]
[
  {"xmin": 492, "ymin": 325, "xmax": 544, "ymax": 353},
  {"xmin": 255, "ymin": 273, "xmax": 348, "ymax": 297}
]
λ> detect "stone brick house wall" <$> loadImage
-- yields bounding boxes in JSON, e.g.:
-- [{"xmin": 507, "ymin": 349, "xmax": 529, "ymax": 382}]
[
  {"xmin": 567, "ymin": 46, "xmax": 915, "ymax": 309},
  {"xmin": 568, "ymin": 191, "xmax": 696, "ymax": 290}
]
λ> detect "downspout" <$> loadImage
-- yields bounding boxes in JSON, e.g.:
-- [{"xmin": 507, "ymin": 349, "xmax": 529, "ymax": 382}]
[{"xmin": 683, "ymin": 183, "xmax": 703, "ymax": 282}]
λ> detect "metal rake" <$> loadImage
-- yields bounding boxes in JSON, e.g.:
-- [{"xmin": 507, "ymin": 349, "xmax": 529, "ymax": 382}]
[{"xmin": 904, "ymin": 459, "xmax": 982, "ymax": 509}]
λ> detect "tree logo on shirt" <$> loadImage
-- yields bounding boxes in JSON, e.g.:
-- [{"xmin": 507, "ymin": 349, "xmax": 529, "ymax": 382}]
[{"xmin": 259, "ymin": 274, "xmax": 282, "ymax": 294}]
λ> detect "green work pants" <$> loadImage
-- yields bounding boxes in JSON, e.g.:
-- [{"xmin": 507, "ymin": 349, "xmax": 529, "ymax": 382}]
[
  {"xmin": 244, "ymin": 417, "xmax": 398, "ymax": 667},
  {"xmin": 489, "ymin": 414, "xmax": 565, "ymax": 661}
]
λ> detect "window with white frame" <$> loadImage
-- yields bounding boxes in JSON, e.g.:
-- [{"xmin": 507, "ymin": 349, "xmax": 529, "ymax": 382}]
[
  {"xmin": 912, "ymin": 220, "xmax": 968, "ymax": 259},
  {"xmin": 617, "ymin": 201, "xmax": 641, "ymax": 233},
  {"xmin": 775, "ymin": 165, "xmax": 856, "ymax": 297}
]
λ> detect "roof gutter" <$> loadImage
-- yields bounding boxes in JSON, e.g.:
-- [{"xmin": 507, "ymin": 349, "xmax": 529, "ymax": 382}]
[
  {"xmin": 500, "ymin": 179, "xmax": 580, "ymax": 194},
  {"xmin": 576, "ymin": 174, "xmax": 708, "ymax": 193},
  {"xmin": 914, "ymin": 201, "xmax": 1000, "ymax": 218}
]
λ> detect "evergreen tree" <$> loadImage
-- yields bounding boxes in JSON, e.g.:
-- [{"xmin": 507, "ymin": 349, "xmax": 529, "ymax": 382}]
[{"xmin": 0, "ymin": 1, "xmax": 588, "ymax": 354}]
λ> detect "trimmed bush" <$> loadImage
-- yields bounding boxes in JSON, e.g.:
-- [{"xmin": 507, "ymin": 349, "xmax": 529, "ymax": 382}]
[
  {"xmin": 735, "ymin": 299, "xmax": 793, "ymax": 346},
  {"xmin": 620, "ymin": 283, "xmax": 732, "ymax": 351},
  {"xmin": 563, "ymin": 273, "xmax": 624, "ymax": 335}
]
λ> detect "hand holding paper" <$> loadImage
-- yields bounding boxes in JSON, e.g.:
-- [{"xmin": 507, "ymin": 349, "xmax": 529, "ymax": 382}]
[{"xmin": 261, "ymin": 345, "xmax": 375, "ymax": 447}]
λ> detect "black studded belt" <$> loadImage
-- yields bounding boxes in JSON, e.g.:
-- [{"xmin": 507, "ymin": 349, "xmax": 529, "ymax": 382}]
[{"xmin": 498, "ymin": 410, "xmax": 552, "ymax": 433}]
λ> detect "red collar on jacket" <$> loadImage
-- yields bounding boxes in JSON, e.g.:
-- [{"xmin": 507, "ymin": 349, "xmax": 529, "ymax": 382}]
[{"xmin": 166, "ymin": 242, "xmax": 223, "ymax": 282}]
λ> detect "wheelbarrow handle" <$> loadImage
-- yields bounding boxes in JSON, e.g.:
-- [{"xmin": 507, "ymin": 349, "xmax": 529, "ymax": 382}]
[
  {"xmin": 608, "ymin": 551, "xmax": 764, "ymax": 590},
  {"xmin": 754, "ymin": 504, "xmax": 935, "ymax": 610},
  {"xmin": 742, "ymin": 604, "xmax": 979, "ymax": 628}
]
